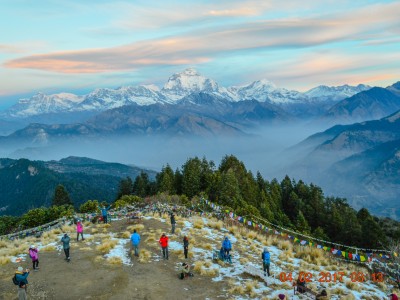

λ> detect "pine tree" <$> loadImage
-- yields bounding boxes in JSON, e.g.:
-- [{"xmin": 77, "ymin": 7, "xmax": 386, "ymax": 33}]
[
  {"xmin": 116, "ymin": 177, "xmax": 133, "ymax": 200},
  {"xmin": 156, "ymin": 164, "xmax": 175, "ymax": 194},
  {"xmin": 295, "ymin": 211, "xmax": 311, "ymax": 233},
  {"xmin": 52, "ymin": 184, "xmax": 73, "ymax": 206}
]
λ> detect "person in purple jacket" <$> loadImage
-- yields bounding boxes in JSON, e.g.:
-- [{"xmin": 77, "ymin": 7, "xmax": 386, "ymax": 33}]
[{"xmin": 28, "ymin": 245, "xmax": 39, "ymax": 271}]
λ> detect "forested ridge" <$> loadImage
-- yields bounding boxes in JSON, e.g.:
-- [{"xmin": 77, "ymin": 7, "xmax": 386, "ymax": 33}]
[{"xmin": 1, "ymin": 155, "xmax": 399, "ymax": 250}]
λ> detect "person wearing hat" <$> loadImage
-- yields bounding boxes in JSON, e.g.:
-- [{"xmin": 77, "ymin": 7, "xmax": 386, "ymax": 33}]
[
  {"xmin": 278, "ymin": 294, "xmax": 286, "ymax": 300},
  {"xmin": 28, "ymin": 245, "xmax": 39, "ymax": 271},
  {"xmin": 261, "ymin": 247, "xmax": 270, "ymax": 277},
  {"xmin": 61, "ymin": 233, "xmax": 71, "ymax": 262},
  {"xmin": 159, "ymin": 233, "xmax": 169, "ymax": 260},
  {"xmin": 15, "ymin": 266, "xmax": 29, "ymax": 299}
]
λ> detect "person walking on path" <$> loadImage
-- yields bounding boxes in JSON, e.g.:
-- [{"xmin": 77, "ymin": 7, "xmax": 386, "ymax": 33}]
[
  {"xmin": 183, "ymin": 236, "xmax": 189, "ymax": 259},
  {"xmin": 159, "ymin": 233, "xmax": 169, "ymax": 260},
  {"xmin": 76, "ymin": 219, "xmax": 84, "ymax": 241},
  {"xmin": 15, "ymin": 266, "xmax": 29, "ymax": 299},
  {"xmin": 61, "ymin": 233, "xmax": 71, "ymax": 262},
  {"xmin": 99, "ymin": 205, "xmax": 111, "ymax": 224},
  {"xmin": 222, "ymin": 236, "xmax": 232, "ymax": 257},
  {"xmin": 170, "ymin": 212, "xmax": 176, "ymax": 234},
  {"xmin": 130, "ymin": 229, "xmax": 141, "ymax": 257},
  {"xmin": 262, "ymin": 247, "xmax": 270, "ymax": 277},
  {"xmin": 28, "ymin": 245, "xmax": 39, "ymax": 271}
]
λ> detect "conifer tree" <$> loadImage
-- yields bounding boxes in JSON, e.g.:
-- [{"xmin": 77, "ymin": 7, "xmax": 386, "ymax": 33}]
[{"xmin": 52, "ymin": 184, "xmax": 73, "ymax": 206}]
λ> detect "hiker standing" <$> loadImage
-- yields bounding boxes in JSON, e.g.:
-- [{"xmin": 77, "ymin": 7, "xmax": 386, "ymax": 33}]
[
  {"xmin": 261, "ymin": 247, "xmax": 270, "ymax": 277},
  {"xmin": 76, "ymin": 219, "xmax": 84, "ymax": 241},
  {"xmin": 130, "ymin": 229, "xmax": 141, "ymax": 257},
  {"xmin": 15, "ymin": 266, "xmax": 29, "ymax": 299},
  {"xmin": 159, "ymin": 233, "xmax": 169, "ymax": 260},
  {"xmin": 183, "ymin": 236, "xmax": 189, "ymax": 259},
  {"xmin": 61, "ymin": 233, "xmax": 71, "ymax": 262},
  {"xmin": 222, "ymin": 236, "xmax": 232, "ymax": 257},
  {"xmin": 28, "ymin": 245, "xmax": 39, "ymax": 271},
  {"xmin": 100, "ymin": 205, "xmax": 111, "ymax": 224},
  {"xmin": 170, "ymin": 212, "xmax": 176, "ymax": 234}
]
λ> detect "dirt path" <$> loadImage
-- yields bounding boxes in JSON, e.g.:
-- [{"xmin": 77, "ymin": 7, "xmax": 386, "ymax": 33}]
[{"xmin": 0, "ymin": 218, "xmax": 227, "ymax": 300}]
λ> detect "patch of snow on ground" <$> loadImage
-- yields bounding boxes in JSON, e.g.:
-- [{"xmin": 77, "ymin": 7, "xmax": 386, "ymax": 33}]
[{"xmin": 104, "ymin": 238, "xmax": 132, "ymax": 266}]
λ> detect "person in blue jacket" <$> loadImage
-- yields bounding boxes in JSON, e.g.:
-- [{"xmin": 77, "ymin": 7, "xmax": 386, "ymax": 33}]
[
  {"xmin": 15, "ymin": 266, "xmax": 29, "ymax": 299},
  {"xmin": 222, "ymin": 236, "xmax": 232, "ymax": 257},
  {"xmin": 130, "ymin": 229, "xmax": 141, "ymax": 257},
  {"xmin": 261, "ymin": 247, "xmax": 270, "ymax": 276},
  {"xmin": 99, "ymin": 205, "xmax": 111, "ymax": 224}
]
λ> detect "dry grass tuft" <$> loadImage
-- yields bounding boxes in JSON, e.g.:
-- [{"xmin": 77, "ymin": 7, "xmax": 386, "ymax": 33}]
[
  {"xmin": 246, "ymin": 231, "xmax": 258, "ymax": 240},
  {"xmin": 94, "ymin": 255, "xmax": 104, "ymax": 263},
  {"xmin": 0, "ymin": 256, "xmax": 11, "ymax": 265},
  {"xmin": 279, "ymin": 249, "xmax": 294, "ymax": 260},
  {"xmin": 229, "ymin": 285, "xmax": 245, "ymax": 295},
  {"xmin": 175, "ymin": 228, "xmax": 182, "ymax": 235},
  {"xmin": 200, "ymin": 267, "xmax": 219, "ymax": 276},
  {"xmin": 203, "ymin": 243, "xmax": 213, "ymax": 250},
  {"xmin": 244, "ymin": 280, "xmax": 258, "ymax": 295},
  {"xmin": 121, "ymin": 231, "xmax": 131, "ymax": 239},
  {"xmin": 0, "ymin": 240, "xmax": 8, "ymax": 248},
  {"xmin": 127, "ymin": 224, "xmax": 144, "ymax": 232},
  {"xmin": 193, "ymin": 260, "xmax": 205, "ymax": 272},
  {"xmin": 239, "ymin": 257, "xmax": 249, "ymax": 265},
  {"xmin": 138, "ymin": 249, "xmax": 152, "ymax": 263},
  {"xmin": 208, "ymin": 220, "xmax": 224, "ymax": 230},
  {"xmin": 41, "ymin": 245, "xmax": 56, "ymax": 252},
  {"xmin": 79, "ymin": 247, "xmax": 92, "ymax": 251},
  {"xmin": 193, "ymin": 218, "xmax": 204, "ymax": 229},
  {"xmin": 61, "ymin": 224, "xmax": 75, "ymax": 233},
  {"xmin": 107, "ymin": 256, "xmax": 122, "ymax": 265},
  {"xmin": 345, "ymin": 280, "xmax": 361, "ymax": 292},
  {"xmin": 294, "ymin": 245, "xmax": 328, "ymax": 265},
  {"xmin": 96, "ymin": 240, "xmax": 118, "ymax": 254},
  {"xmin": 91, "ymin": 228, "xmax": 98, "ymax": 234},
  {"xmin": 278, "ymin": 240, "xmax": 292, "ymax": 251}
]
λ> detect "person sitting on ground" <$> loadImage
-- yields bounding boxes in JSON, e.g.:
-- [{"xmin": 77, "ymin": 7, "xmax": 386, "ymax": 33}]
[
  {"xmin": 316, "ymin": 289, "xmax": 329, "ymax": 299},
  {"xmin": 179, "ymin": 262, "xmax": 193, "ymax": 279},
  {"xmin": 219, "ymin": 247, "xmax": 226, "ymax": 260},
  {"xmin": 294, "ymin": 273, "xmax": 306, "ymax": 294}
]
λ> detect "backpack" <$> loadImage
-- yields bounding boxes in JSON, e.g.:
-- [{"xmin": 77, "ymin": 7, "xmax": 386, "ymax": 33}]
[
  {"xmin": 12, "ymin": 274, "xmax": 19, "ymax": 285},
  {"xmin": 263, "ymin": 252, "xmax": 270, "ymax": 264}
]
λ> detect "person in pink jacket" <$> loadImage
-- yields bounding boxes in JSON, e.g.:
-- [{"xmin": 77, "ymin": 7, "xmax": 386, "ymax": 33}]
[
  {"xmin": 76, "ymin": 219, "xmax": 84, "ymax": 241},
  {"xmin": 28, "ymin": 245, "xmax": 39, "ymax": 271}
]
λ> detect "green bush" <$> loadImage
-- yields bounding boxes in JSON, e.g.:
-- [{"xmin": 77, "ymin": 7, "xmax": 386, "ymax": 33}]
[{"xmin": 79, "ymin": 200, "xmax": 100, "ymax": 213}]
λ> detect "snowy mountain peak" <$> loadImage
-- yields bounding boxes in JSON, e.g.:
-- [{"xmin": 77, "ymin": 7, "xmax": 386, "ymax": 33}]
[
  {"xmin": 305, "ymin": 84, "xmax": 371, "ymax": 100},
  {"xmin": 162, "ymin": 68, "xmax": 219, "ymax": 100}
]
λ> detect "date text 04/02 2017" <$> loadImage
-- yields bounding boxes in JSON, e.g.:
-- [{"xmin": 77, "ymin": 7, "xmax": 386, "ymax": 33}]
[{"xmin": 279, "ymin": 272, "xmax": 384, "ymax": 283}]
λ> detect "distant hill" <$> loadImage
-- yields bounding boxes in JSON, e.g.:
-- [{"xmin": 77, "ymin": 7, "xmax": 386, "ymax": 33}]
[
  {"xmin": 0, "ymin": 156, "xmax": 156, "ymax": 216},
  {"xmin": 285, "ymin": 110, "xmax": 400, "ymax": 219},
  {"xmin": 320, "ymin": 83, "xmax": 400, "ymax": 125}
]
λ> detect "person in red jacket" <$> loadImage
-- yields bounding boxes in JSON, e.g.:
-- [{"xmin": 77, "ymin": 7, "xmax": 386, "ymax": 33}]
[
  {"xmin": 159, "ymin": 233, "xmax": 169, "ymax": 260},
  {"xmin": 389, "ymin": 294, "xmax": 398, "ymax": 300}
]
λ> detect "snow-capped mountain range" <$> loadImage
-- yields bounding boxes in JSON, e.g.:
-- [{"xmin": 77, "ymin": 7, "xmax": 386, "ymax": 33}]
[{"xmin": 1, "ymin": 68, "xmax": 371, "ymax": 118}]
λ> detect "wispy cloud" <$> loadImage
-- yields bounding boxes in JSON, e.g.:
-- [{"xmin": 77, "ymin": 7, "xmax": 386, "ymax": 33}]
[{"xmin": 5, "ymin": 1, "xmax": 400, "ymax": 74}]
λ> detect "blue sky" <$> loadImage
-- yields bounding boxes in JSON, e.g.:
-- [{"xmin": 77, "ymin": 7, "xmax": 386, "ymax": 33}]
[{"xmin": 1, "ymin": 0, "xmax": 399, "ymax": 107}]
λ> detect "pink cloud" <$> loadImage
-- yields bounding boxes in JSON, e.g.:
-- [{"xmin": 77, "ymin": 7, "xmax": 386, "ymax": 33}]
[{"xmin": 4, "ymin": 1, "xmax": 400, "ymax": 75}]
